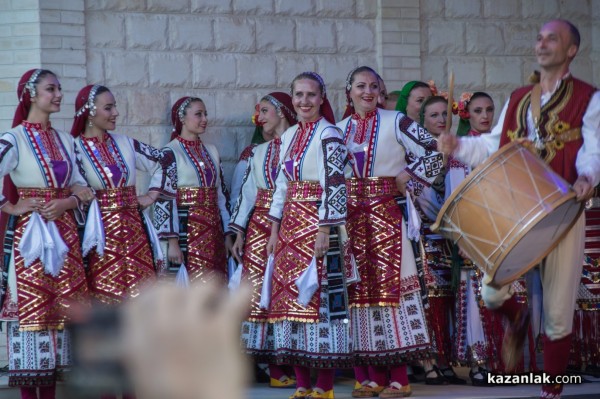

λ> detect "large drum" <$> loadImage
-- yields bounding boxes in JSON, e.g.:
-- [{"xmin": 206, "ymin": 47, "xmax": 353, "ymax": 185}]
[{"xmin": 432, "ymin": 142, "xmax": 583, "ymax": 288}]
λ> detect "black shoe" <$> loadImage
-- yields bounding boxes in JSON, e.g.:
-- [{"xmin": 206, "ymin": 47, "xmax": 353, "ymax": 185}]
[
  {"xmin": 469, "ymin": 367, "xmax": 495, "ymax": 387},
  {"xmin": 439, "ymin": 367, "xmax": 467, "ymax": 385},
  {"xmin": 424, "ymin": 366, "xmax": 448, "ymax": 385}
]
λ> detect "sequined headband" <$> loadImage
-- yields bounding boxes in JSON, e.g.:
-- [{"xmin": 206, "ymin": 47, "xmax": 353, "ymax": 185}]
[
  {"xmin": 263, "ymin": 95, "xmax": 297, "ymax": 121},
  {"xmin": 75, "ymin": 84, "xmax": 100, "ymax": 118},
  {"xmin": 20, "ymin": 69, "xmax": 42, "ymax": 102},
  {"xmin": 345, "ymin": 67, "xmax": 360, "ymax": 92},
  {"xmin": 177, "ymin": 97, "xmax": 194, "ymax": 122}
]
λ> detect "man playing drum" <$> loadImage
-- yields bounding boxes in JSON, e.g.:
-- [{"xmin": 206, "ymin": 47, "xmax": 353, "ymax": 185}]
[{"xmin": 438, "ymin": 19, "xmax": 600, "ymax": 399}]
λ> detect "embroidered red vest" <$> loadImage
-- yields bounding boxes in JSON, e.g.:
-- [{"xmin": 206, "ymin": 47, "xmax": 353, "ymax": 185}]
[{"xmin": 499, "ymin": 76, "xmax": 596, "ymax": 184}]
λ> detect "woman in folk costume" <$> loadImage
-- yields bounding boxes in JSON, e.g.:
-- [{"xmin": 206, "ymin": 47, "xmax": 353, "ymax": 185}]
[
  {"xmin": 569, "ymin": 189, "xmax": 600, "ymax": 375},
  {"xmin": 445, "ymin": 92, "xmax": 506, "ymax": 385},
  {"xmin": 393, "ymin": 81, "xmax": 434, "ymax": 122},
  {"xmin": 71, "ymin": 84, "xmax": 176, "ymax": 306},
  {"xmin": 230, "ymin": 103, "xmax": 270, "ymax": 210},
  {"xmin": 338, "ymin": 66, "xmax": 442, "ymax": 398},
  {"xmin": 264, "ymin": 72, "xmax": 350, "ymax": 399},
  {"xmin": 410, "ymin": 96, "xmax": 467, "ymax": 386},
  {"xmin": 154, "ymin": 96, "xmax": 233, "ymax": 283},
  {"xmin": 0, "ymin": 69, "xmax": 92, "ymax": 399},
  {"xmin": 229, "ymin": 92, "xmax": 297, "ymax": 389}
]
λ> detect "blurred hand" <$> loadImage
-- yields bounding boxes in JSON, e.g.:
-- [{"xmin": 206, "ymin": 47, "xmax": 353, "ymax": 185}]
[
  {"xmin": 231, "ymin": 232, "xmax": 244, "ymax": 264},
  {"xmin": 573, "ymin": 175, "xmax": 594, "ymax": 202},
  {"xmin": 122, "ymin": 281, "xmax": 251, "ymax": 399},
  {"xmin": 395, "ymin": 170, "xmax": 411, "ymax": 196},
  {"xmin": 437, "ymin": 132, "xmax": 459, "ymax": 155}
]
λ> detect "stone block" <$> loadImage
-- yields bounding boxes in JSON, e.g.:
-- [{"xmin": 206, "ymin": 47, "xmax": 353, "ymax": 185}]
[
  {"xmin": 62, "ymin": 64, "xmax": 86, "ymax": 78},
  {"xmin": 41, "ymin": 35, "xmax": 62, "ymax": 49},
  {"xmin": 214, "ymin": 17, "xmax": 255, "ymax": 52},
  {"xmin": 256, "ymin": 18, "xmax": 295, "ymax": 52},
  {"xmin": 421, "ymin": 56, "xmax": 447, "ymax": 87},
  {"xmin": 40, "ymin": 0, "xmax": 84, "ymax": 11},
  {"xmin": 234, "ymin": 0, "xmax": 274, "ymax": 15},
  {"xmin": 126, "ymin": 14, "xmax": 168, "ymax": 50},
  {"xmin": 10, "ymin": 0, "xmax": 38, "ymax": 9},
  {"xmin": 40, "ymin": 22, "xmax": 83, "ymax": 36},
  {"xmin": 504, "ymin": 23, "xmax": 537, "ymax": 55},
  {"xmin": 485, "ymin": 57, "xmax": 523, "ymax": 89},
  {"xmin": 86, "ymin": 50, "xmax": 105, "ymax": 83},
  {"xmin": 297, "ymin": 19, "xmax": 336, "ymax": 53},
  {"xmin": 147, "ymin": 0, "xmax": 190, "ymax": 12},
  {"xmin": 402, "ymin": 31, "xmax": 420, "ymax": 45},
  {"xmin": 0, "ymin": 25, "xmax": 10, "ymax": 37},
  {"xmin": 316, "ymin": 0, "xmax": 355, "ymax": 18},
  {"xmin": 15, "ymin": 51, "xmax": 40, "ymax": 64},
  {"xmin": 41, "ymin": 48, "xmax": 85, "ymax": 64},
  {"xmin": 316, "ymin": 55, "xmax": 360, "ymax": 90},
  {"xmin": 40, "ymin": 11, "xmax": 61, "ymax": 22},
  {"xmin": 521, "ymin": 0, "xmax": 559, "ymax": 18},
  {"xmin": 428, "ymin": 21, "xmax": 464, "ymax": 54},
  {"xmin": 191, "ymin": 0, "xmax": 232, "ymax": 14},
  {"xmin": 0, "ymin": 10, "xmax": 38, "ymax": 24},
  {"xmin": 0, "ymin": 36, "xmax": 37, "ymax": 49},
  {"xmin": 356, "ymin": 0, "xmax": 377, "ymax": 18},
  {"xmin": 382, "ymin": 43, "xmax": 419, "ymax": 57},
  {"xmin": 61, "ymin": 11, "xmax": 84, "ymax": 24},
  {"xmin": 446, "ymin": 0, "xmax": 481, "ymax": 18},
  {"xmin": 85, "ymin": 12, "xmax": 125, "ymax": 48},
  {"xmin": 214, "ymin": 90, "xmax": 257, "ymax": 125},
  {"xmin": 559, "ymin": 0, "xmax": 591, "ymax": 19},
  {"xmin": 382, "ymin": 18, "xmax": 419, "ymax": 32},
  {"xmin": 201, "ymin": 126, "xmax": 239, "ymax": 162},
  {"xmin": 105, "ymin": 51, "xmax": 148, "ymax": 87},
  {"xmin": 127, "ymin": 89, "xmax": 171, "ymax": 125},
  {"xmin": 381, "ymin": 8, "xmax": 404, "ymax": 19},
  {"xmin": 168, "ymin": 15, "xmax": 214, "ymax": 51},
  {"xmin": 570, "ymin": 58, "xmax": 593, "ymax": 83},
  {"xmin": 13, "ymin": 23, "xmax": 40, "ymax": 37},
  {"xmin": 483, "ymin": 0, "xmax": 520, "ymax": 18},
  {"xmin": 382, "ymin": 0, "xmax": 419, "ymax": 7},
  {"xmin": 149, "ymin": 53, "xmax": 193, "ymax": 88},
  {"xmin": 192, "ymin": 53, "xmax": 236, "ymax": 88},
  {"xmin": 275, "ymin": 0, "xmax": 316, "ymax": 16},
  {"xmin": 420, "ymin": 0, "xmax": 444, "ymax": 18},
  {"xmin": 62, "ymin": 36, "xmax": 85, "ymax": 50},
  {"xmin": 336, "ymin": 19, "xmax": 375, "ymax": 53},
  {"xmin": 236, "ymin": 55, "xmax": 277, "ymax": 88},
  {"xmin": 448, "ymin": 57, "xmax": 485, "ymax": 90},
  {"xmin": 87, "ymin": 0, "xmax": 146, "ymax": 11},
  {"xmin": 0, "ymin": 51, "xmax": 13, "ymax": 64},
  {"xmin": 466, "ymin": 23, "xmax": 504, "ymax": 55},
  {"xmin": 276, "ymin": 55, "xmax": 317, "ymax": 87}
]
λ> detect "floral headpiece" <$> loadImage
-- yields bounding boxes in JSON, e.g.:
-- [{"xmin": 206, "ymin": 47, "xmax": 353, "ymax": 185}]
[
  {"xmin": 427, "ymin": 80, "xmax": 438, "ymax": 97},
  {"xmin": 456, "ymin": 92, "xmax": 473, "ymax": 120},
  {"xmin": 251, "ymin": 103, "xmax": 263, "ymax": 126}
]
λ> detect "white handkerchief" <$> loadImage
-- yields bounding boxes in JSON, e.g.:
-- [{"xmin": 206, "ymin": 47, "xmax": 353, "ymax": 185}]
[
  {"xmin": 82, "ymin": 199, "xmax": 105, "ymax": 257},
  {"xmin": 44, "ymin": 221, "xmax": 68, "ymax": 277},
  {"xmin": 259, "ymin": 254, "xmax": 275, "ymax": 309},
  {"xmin": 18, "ymin": 212, "xmax": 51, "ymax": 268},
  {"xmin": 406, "ymin": 191, "xmax": 421, "ymax": 241},
  {"xmin": 143, "ymin": 208, "xmax": 164, "ymax": 261},
  {"xmin": 295, "ymin": 256, "xmax": 319, "ymax": 307},
  {"xmin": 228, "ymin": 262, "xmax": 243, "ymax": 292},
  {"xmin": 176, "ymin": 264, "xmax": 190, "ymax": 289},
  {"xmin": 227, "ymin": 256, "xmax": 237, "ymax": 280}
]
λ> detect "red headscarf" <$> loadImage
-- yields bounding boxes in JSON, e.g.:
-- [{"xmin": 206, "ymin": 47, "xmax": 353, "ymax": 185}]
[
  {"xmin": 170, "ymin": 96, "xmax": 196, "ymax": 141},
  {"xmin": 71, "ymin": 84, "xmax": 102, "ymax": 137},
  {"xmin": 12, "ymin": 69, "xmax": 43, "ymax": 129},
  {"xmin": 262, "ymin": 92, "xmax": 297, "ymax": 126}
]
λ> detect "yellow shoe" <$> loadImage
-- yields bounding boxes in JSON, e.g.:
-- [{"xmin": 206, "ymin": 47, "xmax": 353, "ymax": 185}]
[
  {"xmin": 271, "ymin": 376, "xmax": 297, "ymax": 388},
  {"xmin": 354, "ymin": 380, "xmax": 362, "ymax": 390},
  {"xmin": 352, "ymin": 383, "xmax": 385, "ymax": 397},
  {"xmin": 379, "ymin": 382, "xmax": 412, "ymax": 398},
  {"xmin": 289, "ymin": 388, "xmax": 312, "ymax": 399},
  {"xmin": 306, "ymin": 388, "xmax": 334, "ymax": 399}
]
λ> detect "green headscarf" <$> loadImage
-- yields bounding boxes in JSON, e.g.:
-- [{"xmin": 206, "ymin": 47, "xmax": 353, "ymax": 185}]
[
  {"xmin": 250, "ymin": 126, "xmax": 266, "ymax": 145},
  {"xmin": 395, "ymin": 81, "xmax": 420, "ymax": 114}
]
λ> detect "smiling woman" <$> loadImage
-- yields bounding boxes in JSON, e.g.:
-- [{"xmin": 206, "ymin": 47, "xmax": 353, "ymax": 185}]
[{"xmin": 0, "ymin": 69, "xmax": 92, "ymax": 399}]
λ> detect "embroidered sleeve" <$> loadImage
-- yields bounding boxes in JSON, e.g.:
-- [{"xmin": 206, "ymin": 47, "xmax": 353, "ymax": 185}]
[
  {"xmin": 267, "ymin": 135, "xmax": 289, "ymax": 224},
  {"xmin": 229, "ymin": 158, "xmax": 248, "ymax": 213},
  {"xmin": 68, "ymin": 143, "xmax": 89, "ymax": 224},
  {"xmin": 318, "ymin": 126, "xmax": 347, "ymax": 225},
  {"xmin": 577, "ymin": 91, "xmax": 600, "ymax": 187},
  {"xmin": 396, "ymin": 114, "xmax": 444, "ymax": 187},
  {"xmin": 229, "ymin": 152, "xmax": 257, "ymax": 233},
  {"xmin": 0, "ymin": 135, "xmax": 17, "ymax": 208},
  {"xmin": 217, "ymin": 163, "xmax": 232, "ymax": 234},
  {"xmin": 134, "ymin": 139, "xmax": 177, "ymax": 199},
  {"xmin": 154, "ymin": 196, "xmax": 179, "ymax": 239}
]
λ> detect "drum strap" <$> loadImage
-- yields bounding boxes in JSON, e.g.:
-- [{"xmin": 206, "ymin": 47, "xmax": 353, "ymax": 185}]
[{"xmin": 530, "ymin": 84, "xmax": 544, "ymax": 151}]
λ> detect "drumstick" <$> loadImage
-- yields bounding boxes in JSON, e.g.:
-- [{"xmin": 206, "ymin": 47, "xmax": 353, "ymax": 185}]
[{"xmin": 443, "ymin": 70, "xmax": 454, "ymax": 165}]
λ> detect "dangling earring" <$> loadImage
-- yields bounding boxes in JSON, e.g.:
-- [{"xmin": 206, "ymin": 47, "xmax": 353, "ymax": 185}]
[{"xmin": 88, "ymin": 119, "xmax": 94, "ymax": 128}]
